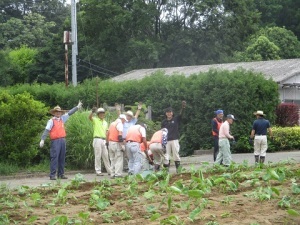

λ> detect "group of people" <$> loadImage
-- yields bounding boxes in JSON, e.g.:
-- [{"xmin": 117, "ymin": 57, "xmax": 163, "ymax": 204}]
[
  {"xmin": 40, "ymin": 100, "xmax": 186, "ymax": 180},
  {"xmin": 212, "ymin": 110, "xmax": 273, "ymax": 166}
]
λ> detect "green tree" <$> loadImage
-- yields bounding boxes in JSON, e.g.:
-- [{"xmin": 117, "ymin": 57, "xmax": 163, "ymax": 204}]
[
  {"xmin": 8, "ymin": 45, "xmax": 38, "ymax": 84},
  {"xmin": 0, "ymin": 50, "xmax": 13, "ymax": 86}
]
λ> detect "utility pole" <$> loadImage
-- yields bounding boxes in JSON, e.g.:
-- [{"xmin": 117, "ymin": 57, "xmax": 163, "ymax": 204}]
[
  {"xmin": 71, "ymin": 0, "xmax": 78, "ymax": 86},
  {"xmin": 63, "ymin": 31, "xmax": 71, "ymax": 87}
]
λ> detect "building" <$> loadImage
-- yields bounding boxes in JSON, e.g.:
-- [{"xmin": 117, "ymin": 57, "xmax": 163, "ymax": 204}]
[{"xmin": 112, "ymin": 58, "xmax": 300, "ymax": 104}]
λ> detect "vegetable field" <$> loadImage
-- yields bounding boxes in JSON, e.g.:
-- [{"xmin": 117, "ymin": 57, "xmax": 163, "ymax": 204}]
[{"xmin": 1, "ymin": 161, "xmax": 300, "ymax": 225}]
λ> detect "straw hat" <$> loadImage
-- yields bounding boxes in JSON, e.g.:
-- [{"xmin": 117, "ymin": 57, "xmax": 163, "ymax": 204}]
[
  {"xmin": 49, "ymin": 106, "xmax": 66, "ymax": 115},
  {"xmin": 253, "ymin": 110, "xmax": 265, "ymax": 116}
]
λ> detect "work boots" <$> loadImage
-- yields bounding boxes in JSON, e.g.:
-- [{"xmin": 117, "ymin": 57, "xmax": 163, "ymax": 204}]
[
  {"xmin": 255, "ymin": 155, "xmax": 259, "ymax": 164},
  {"xmin": 260, "ymin": 156, "xmax": 265, "ymax": 164},
  {"xmin": 163, "ymin": 163, "xmax": 169, "ymax": 172},
  {"xmin": 175, "ymin": 161, "xmax": 181, "ymax": 173},
  {"xmin": 154, "ymin": 164, "xmax": 160, "ymax": 172}
]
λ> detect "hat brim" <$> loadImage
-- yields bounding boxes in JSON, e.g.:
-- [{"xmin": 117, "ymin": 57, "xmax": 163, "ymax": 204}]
[
  {"xmin": 50, "ymin": 109, "xmax": 66, "ymax": 115},
  {"xmin": 253, "ymin": 112, "xmax": 265, "ymax": 116},
  {"xmin": 125, "ymin": 112, "xmax": 134, "ymax": 117}
]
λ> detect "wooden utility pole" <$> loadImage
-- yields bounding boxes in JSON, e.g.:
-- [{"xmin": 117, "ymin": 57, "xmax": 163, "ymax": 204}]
[{"xmin": 63, "ymin": 31, "xmax": 71, "ymax": 87}]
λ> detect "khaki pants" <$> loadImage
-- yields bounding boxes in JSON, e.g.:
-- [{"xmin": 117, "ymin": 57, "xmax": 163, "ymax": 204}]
[
  {"xmin": 166, "ymin": 140, "xmax": 180, "ymax": 162},
  {"xmin": 93, "ymin": 138, "xmax": 111, "ymax": 175},
  {"xmin": 254, "ymin": 135, "xmax": 268, "ymax": 157},
  {"xmin": 149, "ymin": 143, "xmax": 169, "ymax": 165},
  {"xmin": 215, "ymin": 139, "xmax": 231, "ymax": 166},
  {"xmin": 109, "ymin": 141, "xmax": 124, "ymax": 177}
]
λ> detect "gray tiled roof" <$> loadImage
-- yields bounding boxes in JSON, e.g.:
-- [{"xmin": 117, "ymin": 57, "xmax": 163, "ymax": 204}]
[{"xmin": 112, "ymin": 58, "xmax": 300, "ymax": 84}]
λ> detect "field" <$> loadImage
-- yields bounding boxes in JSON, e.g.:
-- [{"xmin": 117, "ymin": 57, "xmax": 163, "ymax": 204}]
[{"xmin": 1, "ymin": 161, "xmax": 300, "ymax": 225}]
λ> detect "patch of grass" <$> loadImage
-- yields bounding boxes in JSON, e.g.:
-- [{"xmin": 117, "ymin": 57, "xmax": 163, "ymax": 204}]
[
  {"xmin": 24, "ymin": 159, "xmax": 50, "ymax": 173},
  {"xmin": 0, "ymin": 162, "xmax": 19, "ymax": 175}
]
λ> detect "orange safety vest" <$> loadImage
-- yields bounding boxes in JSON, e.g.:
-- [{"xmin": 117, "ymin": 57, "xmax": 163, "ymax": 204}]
[
  {"xmin": 108, "ymin": 121, "xmax": 120, "ymax": 142},
  {"xmin": 149, "ymin": 130, "xmax": 163, "ymax": 145},
  {"xmin": 49, "ymin": 119, "xmax": 66, "ymax": 140},
  {"xmin": 140, "ymin": 141, "xmax": 150, "ymax": 152},
  {"xmin": 212, "ymin": 118, "xmax": 222, "ymax": 136},
  {"xmin": 126, "ymin": 125, "xmax": 143, "ymax": 143}
]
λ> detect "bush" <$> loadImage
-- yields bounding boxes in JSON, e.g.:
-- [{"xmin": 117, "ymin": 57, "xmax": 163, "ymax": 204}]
[
  {"xmin": 275, "ymin": 103, "xmax": 299, "ymax": 127},
  {"xmin": 269, "ymin": 126, "xmax": 300, "ymax": 151},
  {"xmin": 0, "ymin": 91, "xmax": 48, "ymax": 166}
]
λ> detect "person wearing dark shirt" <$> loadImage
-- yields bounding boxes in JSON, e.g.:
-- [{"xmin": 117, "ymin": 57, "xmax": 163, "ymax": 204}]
[
  {"xmin": 250, "ymin": 110, "xmax": 273, "ymax": 164},
  {"xmin": 211, "ymin": 109, "xmax": 224, "ymax": 161},
  {"xmin": 161, "ymin": 101, "xmax": 186, "ymax": 172}
]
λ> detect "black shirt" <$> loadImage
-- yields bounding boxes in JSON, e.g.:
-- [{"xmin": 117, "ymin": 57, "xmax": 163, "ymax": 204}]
[{"xmin": 161, "ymin": 115, "xmax": 181, "ymax": 141}]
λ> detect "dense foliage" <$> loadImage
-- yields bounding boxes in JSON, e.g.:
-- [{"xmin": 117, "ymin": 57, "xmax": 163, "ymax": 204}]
[
  {"xmin": 276, "ymin": 103, "xmax": 300, "ymax": 127},
  {"xmin": 0, "ymin": 91, "xmax": 48, "ymax": 166},
  {"xmin": 1, "ymin": 69, "xmax": 283, "ymax": 167},
  {"xmin": 1, "ymin": 0, "xmax": 300, "ymax": 85}
]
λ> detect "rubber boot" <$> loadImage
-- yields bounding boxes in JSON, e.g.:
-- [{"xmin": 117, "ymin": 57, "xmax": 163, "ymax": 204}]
[
  {"xmin": 255, "ymin": 155, "xmax": 259, "ymax": 164},
  {"xmin": 154, "ymin": 164, "xmax": 160, "ymax": 172},
  {"xmin": 163, "ymin": 164, "xmax": 169, "ymax": 172},
  {"xmin": 175, "ymin": 161, "xmax": 181, "ymax": 173},
  {"xmin": 260, "ymin": 156, "xmax": 265, "ymax": 164}
]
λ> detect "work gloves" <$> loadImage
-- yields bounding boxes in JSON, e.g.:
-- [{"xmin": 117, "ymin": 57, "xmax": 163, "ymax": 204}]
[
  {"xmin": 39, "ymin": 140, "xmax": 44, "ymax": 148},
  {"xmin": 249, "ymin": 137, "xmax": 253, "ymax": 145},
  {"xmin": 137, "ymin": 102, "xmax": 142, "ymax": 110},
  {"xmin": 92, "ymin": 107, "xmax": 97, "ymax": 113},
  {"xmin": 77, "ymin": 100, "xmax": 83, "ymax": 109}
]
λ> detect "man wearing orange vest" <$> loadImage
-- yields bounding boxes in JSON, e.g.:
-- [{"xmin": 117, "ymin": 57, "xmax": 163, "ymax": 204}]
[
  {"xmin": 211, "ymin": 109, "xmax": 223, "ymax": 161},
  {"xmin": 125, "ymin": 123, "xmax": 153, "ymax": 175},
  {"xmin": 149, "ymin": 128, "xmax": 168, "ymax": 172},
  {"xmin": 107, "ymin": 114, "xmax": 127, "ymax": 178},
  {"xmin": 39, "ymin": 101, "xmax": 83, "ymax": 180}
]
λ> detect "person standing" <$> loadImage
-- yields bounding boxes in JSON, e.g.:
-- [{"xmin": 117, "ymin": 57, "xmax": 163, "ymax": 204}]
[
  {"xmin": 215, "ymin": 114, "xmax": 236, "ymax": 167},
  {"xmin": 125, "ymin": 123, "xmax": 153, "ymax": 175},
  {"xmin": 250, "ymin": 110, "xmax": 273, "ymax": 164},
  {"xmin": 107, "ymin": 114, "xmax": 127, "ymax": 178},
  {"xmin": 212, "ymin": 109, "xmax": 224, "ymax": 161},
  {"xmin": 39, "ymin": 101, "xmax": 83, "ymax": 180},
  {"xmin": 116, "ymin": 103, "xmax": 142, "ymax": 171},
  {"xmin": 88, "ymin": 107, "xmax": 112, "ymax": 176},
  {"xmin": 161, "ymin": 101, "xmax": 186, "ymax": 172},
  {"xmin": 149, "ymin": 128, "xmax": 168, "ymax": 172}
]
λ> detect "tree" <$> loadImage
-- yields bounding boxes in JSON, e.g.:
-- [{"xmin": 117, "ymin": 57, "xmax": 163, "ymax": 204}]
[{"xmin": 8, "ymin": 45, "xmax": 38, "ymax": 84}]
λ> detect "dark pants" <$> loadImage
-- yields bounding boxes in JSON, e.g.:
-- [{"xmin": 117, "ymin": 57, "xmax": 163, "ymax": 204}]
[
  {"xmin": 213, "ymin": 136, "xmax": 219, "ymax": 161},
  {"xmin": 50, "ymin": 138, "xmax": 66, "ymax": 178}
]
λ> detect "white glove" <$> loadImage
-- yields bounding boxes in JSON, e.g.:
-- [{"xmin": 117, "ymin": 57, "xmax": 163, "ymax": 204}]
[
  {"xmin": 39, "ymin": 140, "xmax": 44, "ymax": 148},
  {"xmin": 77, "ymin": 100, "xmax": 83, "ymax": 109},
  {"xmin": 137, "ymin": 102, "xmax": 142, "ymax": 110},
  {"xmin": 115, "ymin": 103, "xmax": 121, "ymax": 111}
]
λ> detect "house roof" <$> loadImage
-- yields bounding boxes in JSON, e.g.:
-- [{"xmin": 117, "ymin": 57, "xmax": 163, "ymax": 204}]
[{"xmin": 112, "ymin": 58, "xmax": 300, "ymax": 84}]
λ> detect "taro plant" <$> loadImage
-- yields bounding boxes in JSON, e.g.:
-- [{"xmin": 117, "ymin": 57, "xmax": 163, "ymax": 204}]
[{"xmin": 30, "ymin": 192, "xmax": 42, "ymax": 206}]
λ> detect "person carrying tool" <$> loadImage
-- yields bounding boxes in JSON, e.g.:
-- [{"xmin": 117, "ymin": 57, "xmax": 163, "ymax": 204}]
[
  {"xmin": 89, "ymin": 107, "xmax": 112, "ymax": 176},
  {"xmin": 215, "ymin": 114, "xmax": 236, "ymax": 167},
  {"xmin": 107, "ymin": 114, "xmax": 127, "ymax": 178}
]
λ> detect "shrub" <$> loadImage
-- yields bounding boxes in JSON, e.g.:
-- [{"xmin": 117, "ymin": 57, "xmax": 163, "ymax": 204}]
[
  {"xmin": 0, "ymin": 91, "xmax": 48, "ymax": 166},
  {"xmin": 275, "ymin": 103, "xmax": 299, "ymax": 127}
]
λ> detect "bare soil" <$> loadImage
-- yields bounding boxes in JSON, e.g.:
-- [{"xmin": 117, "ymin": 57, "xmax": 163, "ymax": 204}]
[{"xmin": 1, "ymin": 164, "xmax": 300, "ymax": 225}]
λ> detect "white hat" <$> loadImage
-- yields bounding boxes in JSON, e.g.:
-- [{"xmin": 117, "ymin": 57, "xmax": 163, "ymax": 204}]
[
  {"xmin": 96, "ymin": 108, "xmax": 105, "ymax": 113},
  {"xmin": 125, "ymin": 110, "xmax": 134, "ymax": 117},
  {"xmin": 119, "ymin": 114, "xmax": 128, "ymax": 122},
  {"xmin": 253, "ymin": 110, "xmax": 265, "ymax": 116}
]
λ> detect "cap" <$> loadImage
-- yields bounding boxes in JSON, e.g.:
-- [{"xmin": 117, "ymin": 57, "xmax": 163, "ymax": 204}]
[
  {"xmin": 140, "ymin": 123, "xmax": 148, "ymax": 129},
  {"xmin": 214, "ymin": 109, "xmax": 223, "ymax": 115},
  {"xmin": 165, "ymin": 107, "xmax": 173, "ymax": 113},
  {"xmin": 96, "ymin": 108, "xmax": 105, "ymax": 113},
  {"xmin": 119, "ymin": 114, "xmax": 128, "ymax": 122},
  {"xmin": 227, "ymin": 114, "xmax": 236, "ymax": 120}
]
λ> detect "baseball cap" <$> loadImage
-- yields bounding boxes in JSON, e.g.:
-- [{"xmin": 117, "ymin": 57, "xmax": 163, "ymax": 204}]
[
  {"xmin": 164, "ymin": 107, "xmax": 173, "ymax": 113},
  {"xmin": 215, "ymin": 109, "xmax": 223, "ymax": 115},
  {"xmin": 227, "ymin": 114, "xmax": 236, "ymax": 120},
  {"xmin": 96, "ymin": 108, "xmax": 105, "ymax": 113},
  {"xmin": 119, "ymin": 114, "xmax": 128, "ymax": 122}
]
